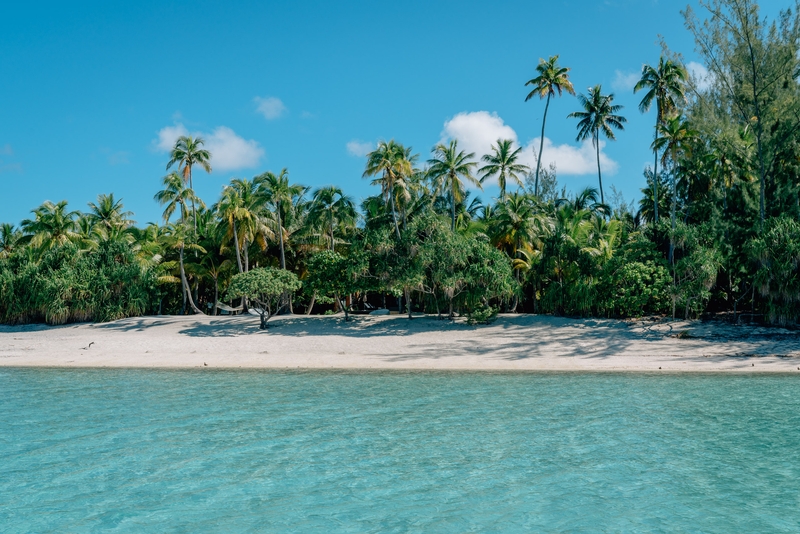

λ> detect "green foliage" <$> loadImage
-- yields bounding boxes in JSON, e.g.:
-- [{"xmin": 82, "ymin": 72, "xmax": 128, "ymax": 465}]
[
  {"xmin": 0, "ymin": 241, "xmax": 157, "ymax": 325},
  {"xmin": 466, "ymin": 305, "xmax": 499, "ymax": 325},
  {"xmin": 304, "ymin": 250, "xmax": 366, "ymax": 320},
  {"xmin": 226, "ymin": 267, "xmax": 301, "ymax": 324},
  {"xmin": 748, "ymin": 217, "xmax": 800, "ymax": 326}
]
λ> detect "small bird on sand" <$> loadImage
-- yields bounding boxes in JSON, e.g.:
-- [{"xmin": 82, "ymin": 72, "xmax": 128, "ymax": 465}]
[
  {"xmin": 80, "ymin": 342, "xmax": 94, "ymax": 350},
  {"xmin": 204, "ymin": 362, "xmax": 208, "ymax": 367}
]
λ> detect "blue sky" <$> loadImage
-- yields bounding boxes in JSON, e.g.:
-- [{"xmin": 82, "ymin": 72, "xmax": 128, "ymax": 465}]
[{"xmin": 0, "ymin": 0, "xmax": 782, "ymax": 225}]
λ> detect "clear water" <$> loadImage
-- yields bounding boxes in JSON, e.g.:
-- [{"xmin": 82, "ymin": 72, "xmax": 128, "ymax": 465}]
[{"xmin": 1, "ymin": 370, "xmax": 799, "ymax": 533}]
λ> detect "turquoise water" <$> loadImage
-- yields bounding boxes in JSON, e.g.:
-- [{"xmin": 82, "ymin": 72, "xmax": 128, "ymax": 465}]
[{"xmin": 1, "ymin": 370, "xmax": 799, "ymax": 533}]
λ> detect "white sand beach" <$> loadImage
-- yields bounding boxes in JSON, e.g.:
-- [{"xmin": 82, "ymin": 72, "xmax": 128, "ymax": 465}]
[{"xmin": 2, "ymin": 314, "xmax": 800, "ymax": 372}]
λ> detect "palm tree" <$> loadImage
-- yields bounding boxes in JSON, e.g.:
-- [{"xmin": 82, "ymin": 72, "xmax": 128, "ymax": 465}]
[
  {"xmin": 478, "ymin": 139, "xmax": 530, "ymax": 200},
  {"xmin": 308, "ymin": 186, "xmax": 357, "ymax": 251},
  {"xmin": 427, "ymin": 140, "xmax": 480, "ymax": 231},
  {"xmin": 20, "ymin": 201, "xmax": 81, "ymax": 251},
  {"xmin": 166, "ymin": 136, "xmax": 212, "ymax": 232},
  {"xmin": 87, "ymin": 193, "xmax": 134, "ymax": 237},
  {"xmin": 257, "ymin": 168, "xmax": 304, "ymax": 270},
  {"xmin": 154, "ymin": 172, "xmax": 205, "ymax": 224},
  {"xmin": 0, "ymin": 223, "xmax": 22, "ymax": 258},
  {"xmin": 162, "ymin": 221, "xmax": 206, "ymax": 315},
  {"xmin": 652, "ymin": 115, "xmax": 697, "ymax": 263},
  {"xmin": 215, "ymin": 178, "xmax": 269, "ymax": 273},
  {"xmin": 568, "ymin": 85, "xmax": 626, "ymax": 205},
  {"xmin": 634, "ymin": 57, "xmax": 687, "ymax": 223},
  {"xmin": 525, "ymin": 55, "xmax": 575, "ymax": 197},
  {"xmin": 363, "ymin": 140, "xmax": 414, "ymax": 239}
]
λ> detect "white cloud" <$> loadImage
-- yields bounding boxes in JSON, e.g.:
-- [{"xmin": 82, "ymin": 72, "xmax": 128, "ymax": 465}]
[
  {"xmin": 153, "ymin": 123, "xmax": 264, "ymax": 172},
  {"xmin": 254, "ymin": 96, "xmax": 287, "ymax": 120},
  {"xmin": 346, "ymin": 140, "xmax": 373, "ymax": 157},
  {"xmin": 612, "ymin": 70, "xmax": 639, "ymax": 92},
  {"xmin": 525, "ymin": 137, "xmax": 618, "ymax": 176},
  {"xmin": 687, "ymin": 61, "xmax": 712, "ymax": 91},
  {"xmin": 440, "ymin": 111, "xmax": 518, "ymax": 160},
  {"xmin": 439, "ymin": 111, "xmax": 618, "ymax": 180}
]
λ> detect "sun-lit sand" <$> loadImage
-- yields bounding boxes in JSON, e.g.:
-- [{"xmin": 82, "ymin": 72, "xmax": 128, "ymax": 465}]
[{"xmin": 1, "ymin": 314, "xmax": 799, "ymax": 372}]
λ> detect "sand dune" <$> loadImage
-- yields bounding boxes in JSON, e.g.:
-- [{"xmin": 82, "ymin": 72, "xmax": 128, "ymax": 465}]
[{"xmin": 2, "ymin": 314, "xmax": 799, "ymax": 372}]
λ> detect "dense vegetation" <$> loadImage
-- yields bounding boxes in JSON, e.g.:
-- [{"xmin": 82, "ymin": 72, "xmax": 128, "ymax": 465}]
[{"xmin": 2, "ymin": 0, "xmax": 799, "ymax": 327}]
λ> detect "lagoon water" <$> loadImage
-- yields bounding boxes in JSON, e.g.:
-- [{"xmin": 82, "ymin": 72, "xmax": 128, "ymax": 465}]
[{"xmin": 1, "ymin": 370, "xmax": 799, "ymax": 532}]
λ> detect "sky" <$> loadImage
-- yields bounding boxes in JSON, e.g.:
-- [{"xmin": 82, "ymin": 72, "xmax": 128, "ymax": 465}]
[{"xmin": 0, "ymin": 0, "xmax": 788, "ymax": 225}]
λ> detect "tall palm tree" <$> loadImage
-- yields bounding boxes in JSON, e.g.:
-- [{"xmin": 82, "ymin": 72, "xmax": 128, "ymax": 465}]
[
  {"xmin": 652, "ymin": 115, "xmax": 697, "ymax": 263},
  {"xmin": 87, "ymin": 193, "xmax": 134, "ymax": 236},
  {"xmin": 256, "ymin": 168, "xmax": 304, "ymax": 270},
  {"xmin": 166, "ymin": 135, "xmax": 212, "ymax": 232},
  {"xmin": 634, "ymin": 57, "xmax": 687, "ymax": 223},
  {"xmin": 308, "ymin": 186, "xmax": 357, "ymax": 251},
  {"xmin": 525, "ymin": 55, "xmax": 575, "ymax": 197},
  {"xmin": 0, "ymin": 223, "xmax": 22, "ymax": 258},
  {"xmin": 20, "ymin": 201, "xmax": 81, "ymax": 251},
  {"xmin": 478, "ymin": 139, "xmax": 530, "ymax": 200},
  {"xmin": 215, "ymin": 178, "xmax": 269, "ymax": 273},
  {"xmin": 154, "ymin": 172, "xmax": 205, "ymax": 224},
  {"xmin": 363, "ymin": 140, "xmax": 414, "ymax": 239},
  {"xmin": 162, "ymin": 221, "xmax": 206, "ymax": 315},
  {"xmin": 427, "ymin": 140, "xmax": 480, "ymax": 231},
  {"xmin": 568, "ymin": 85, "xmax": 626, "ymax": 205}
]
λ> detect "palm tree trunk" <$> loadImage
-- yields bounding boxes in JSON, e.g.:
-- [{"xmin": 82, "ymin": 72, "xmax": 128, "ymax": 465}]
[
  {"xmin": 595, "ymin": 133, "xmax": 604, "ymax": 206},
  {"xmin": 405, "ymin": 287, "xmax": 412, "ymax": 319},
  {"xmin": 535, "ymin": 92, "xmax": 552, "ymax": 197},
  {"xmin": 244, "ymin": 237, "xmax": 250, "ymax": 272},
  {"xmin": 232, "ymin": 220, "xmax": 243, "ymax": 273},
  {"xmin": 653, "ymin": 119, "xmax": 660, "ymax": 224},
  {"xmin": 277, "ymin": 203, "xmax": 286, "ymax": 269},
  {"xmin": 188, "ymin": 166, "xmax": 197, "ymax": 236},
  {"xmin": 389, "ymin": 193, "xmax": 401, "ymax": 240},
  {"xmin": 213, "ymin": 276, "xmax": 219, "ymax": 316},
  {"xmin": 306, "ymin": 292, "xmax": 316, "ymax": 315},
  {"xmin": 330, "ymin": 210, "xmax": 335, "ymax": 251},
  {"xmin": 450, "ymin": 176, "xmax": 457, "ymax": 231},
  {"xmin": 179, "ymin": 242, "xmax": 205, "ymax": 315}
]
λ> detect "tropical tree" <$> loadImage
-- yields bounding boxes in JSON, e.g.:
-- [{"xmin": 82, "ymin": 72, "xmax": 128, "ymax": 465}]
[
  {"xmin": 525, "ymin": 55, "xmax": 575, "ymax": 197},
  {"xmin": 652, "ymin": 115, "xmax": 697, "ymax": 263},
  {"xmin": 226, "ymin": 267, "xmax": 301, "ymax": 328},
  {"xmin": 154, "ymin": 172, "xmax": 205, "ymax": 224},
  {"xmin": 568, "ymin": 85, "xmax": 626, "ymax": 205},
  {"xmin": 166, "ymin": 136, "xmax": 212, "ymax": 232},
  {"xmin": 634, "ymin": 57, "xmax": 687, "ymax": 223},
  {"xmin": 0, "ymin": 223, "xmax": 22, "ymax": 258},
  {"xmin": 215, "ymin": 178, "xmax": 270, "ymax": 273},
  {"xmin": 308, "ymin": 186, "xmax": 357, "ymax": 251},
  {"xmin": 20, "ymin": 201, "xmax": 81, "ymax": 252},
  {"xmin": 257, "ymin": 168, "xmax": 304, "ymax": 270},
  {"xmin": 427, "ymin": 140, "xmax": 480, "ymax": 231},
  {"xmin": 478, "ymin": 139, "xmax": 530, "ymax": 200},
  {"xmin": 161, "ymin": 221, "xmax": 206, "ymax": 315},
  {"xmin": 363, "ymin": 140, "xmax": 414, "ymax": 239}
]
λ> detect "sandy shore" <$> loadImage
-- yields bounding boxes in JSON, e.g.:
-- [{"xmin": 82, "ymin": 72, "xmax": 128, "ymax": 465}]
[{"xmin": 1, "ymin": 314, "xmax": 800, "ymax": 372}]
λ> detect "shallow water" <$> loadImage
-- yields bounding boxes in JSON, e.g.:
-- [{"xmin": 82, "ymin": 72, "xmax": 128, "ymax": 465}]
[{"xmin": 1, "ymin": 369, "xmax": 799, "ymax": 533}]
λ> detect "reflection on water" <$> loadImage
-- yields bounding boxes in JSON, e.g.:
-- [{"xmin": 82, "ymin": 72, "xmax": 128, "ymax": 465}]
[{"xmin": 1, "ymin": 369, "xmax": 799, "ymax": 532}]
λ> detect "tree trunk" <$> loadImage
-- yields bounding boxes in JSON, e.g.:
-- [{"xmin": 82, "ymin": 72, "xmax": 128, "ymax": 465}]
[
  {"xmin": 277, "ymin": 203, "xmax": 286, "ymax": 269},
  {"xmin": 244, "ymin": 237, "xmax": 250, "ymax": 272},
  {"xmin": 232, "ymin": 220, "xmax": 243, "ymax": 273},
  {"xmin": 305, "ymin": 293, "xmax": 316, "ymax": 315},
  {"xmin": 405, "ymin": 287, "xmax": 412, "ymax": 319},
  {"xmin": 451, "ymin": 175, "xmax": 457, "ymax": 231},
  {"xmin": 213, "ymin": 276, "xmax": 219, "ymax": 316},
  {"xmin": 389, "ymin": 191, "xmax": 401, "ymax": 240},
  {"xmin": 535, "ymin": 92, "xmax": 552, "ymax": 198},
  {"xmin": 179, "ymin": 242, "xmax": 205, "ymax": 315},
  {"xmin": 595, "ymin": 132, "xmax": 604, "ymax": 205},
  {"xmin": 652, "ymin": 119, "xmax": 660, "ymax": 223}
]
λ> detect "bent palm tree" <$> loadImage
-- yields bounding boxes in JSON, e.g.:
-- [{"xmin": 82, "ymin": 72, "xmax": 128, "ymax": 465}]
[
  {"xmin": 525, "ymin": 55, "xmax": 575, "ymax": 197},
  {"xmin": 427, "ymin": 140, "xmax": 480, "ymax": 231},
  {"xmin": 634, "ymin": 57, "xmax": 687, "ymax": 223},
  {"xmin": 478, "ymin": 139, "xmax": 530, "ymax": 201},
  {"xmin": 568, "ymin": 85, "xmax": 626, "ymax": 205}
]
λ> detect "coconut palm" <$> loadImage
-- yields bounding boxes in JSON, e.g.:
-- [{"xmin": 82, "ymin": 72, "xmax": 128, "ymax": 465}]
[
  {"xmin": 154, "ymin": 172, "xmax": 205, "ymax": 225},
  {"xmin": 162, "ymin": 221, "xmax": 206, "ymax": 315},
  {"xmin": 87, "ymin": 193, "xmax": 134, "ymax": 238},
  {"xmin": 0, "ymin": 223, "xmax": 22, "ymax": 258},
  {"xmin": 215, "ymin": 178, "xmax": 270, "ymax": 273},
  {"xmin": 634, "ymin": 57, "xmax": 687, "ymax": 223},
  {"xmin": 478, "ymin": 139, "xmax": 530, "ymax": 200},
  {"xmin": 166, "ymin": 136, "xmax": 212, "ymax": 232},
  {"xmin": 363, "ymin": 140, "xmax": 414, "ymax": 239},
  {"xmin": 427, "ymin": 140, "xmax": 480, "ymax": 231},
  {"xmin": 525, "ymin": 55, "xmax": 575, "ymax": 197},
  {"xmin": 653, "ymin": 115, "xmax": 697, "ymax": 263},
  {"xmin": 256, "ymin": 168, "xmax": 305, "ymax": 269},
  {"xmin": 308, "ymin": 186, "xmax": 357, "ymax": 251},
  {"xmin": 20, "ymin": 201, "xmax": 81, "ymax": 251},
  {"xmin": 568, "ymin": 85, "xmax": 626, "ymax": 205}
]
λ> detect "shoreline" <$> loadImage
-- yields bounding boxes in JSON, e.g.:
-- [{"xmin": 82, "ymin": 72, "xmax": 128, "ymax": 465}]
[{"xmin": 2, "ymin": 314, "xmax": 800, "ymax": 373}]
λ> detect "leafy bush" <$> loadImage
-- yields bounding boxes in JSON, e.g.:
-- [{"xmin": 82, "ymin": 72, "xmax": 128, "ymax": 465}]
[{"xmin": 466, "ymin": 305, "xmax": 498, "ymax": 325}]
